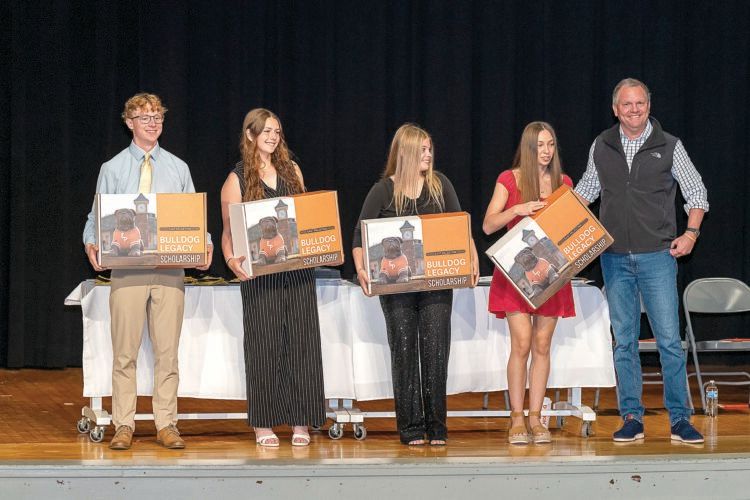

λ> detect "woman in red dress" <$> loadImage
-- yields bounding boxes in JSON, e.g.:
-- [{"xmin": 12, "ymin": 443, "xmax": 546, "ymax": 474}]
[{"xmin": 483, "ymin": 121, "xmax": 575, "ymax": 445}]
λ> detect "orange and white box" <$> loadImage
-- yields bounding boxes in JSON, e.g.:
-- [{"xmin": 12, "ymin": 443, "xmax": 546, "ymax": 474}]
[
  {"xmin": 361, "ymin": 212, "xmax": 473, "ymax": 296},
  {"xmin": 486, "ymin": 185, "xmax": 613, "ymax": 309},
  {"xmin": 95, "ymin": 193, "xmax": 208, "ymax": 269},
  {"xmin": 229, "ymin": 190, "xmax": 344, "ymax": 277}
]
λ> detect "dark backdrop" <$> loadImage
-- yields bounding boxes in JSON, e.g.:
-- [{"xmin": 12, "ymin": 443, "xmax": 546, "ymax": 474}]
[{"xmin": 2, "ymin": 0, "xmax": 749, "ymax": 368}]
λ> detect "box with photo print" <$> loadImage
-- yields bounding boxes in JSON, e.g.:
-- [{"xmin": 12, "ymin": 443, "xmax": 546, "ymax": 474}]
[
  {"xmin": 486, "ymin": 185, "xmax": 613, "ymax": 308},
  {"xmin": 361, "ymin": 212, "xmax": 473, "ymax": 296},
  {"xmin": 229, "ymin": 190, "xmax": 344, "ymax": 277},
  {"xmin": 95, "ymin": 193, "xmax": 208, "ymax": 269}
]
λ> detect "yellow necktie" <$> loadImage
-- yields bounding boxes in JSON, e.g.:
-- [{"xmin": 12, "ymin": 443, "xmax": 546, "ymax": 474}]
[{"xmin": 138, "ymin": 152, "xmax": 152, "ymax": 193}]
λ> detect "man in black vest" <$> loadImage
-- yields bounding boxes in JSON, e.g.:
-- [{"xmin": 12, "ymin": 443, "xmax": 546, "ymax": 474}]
[{"xmin": 575, "ymin": 78, "xmax": 708, "ymax": 443}]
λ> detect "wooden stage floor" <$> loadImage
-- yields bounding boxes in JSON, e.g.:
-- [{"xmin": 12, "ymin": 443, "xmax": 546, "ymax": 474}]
[{"xmin": 1, "ymin": 368, "xmax": 749, "ymax": 464}]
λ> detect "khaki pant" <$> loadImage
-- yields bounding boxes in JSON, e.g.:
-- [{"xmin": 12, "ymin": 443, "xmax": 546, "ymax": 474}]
[{"xmin": 109, "ymin": 269, "xmax": 184, "ymax": 431}]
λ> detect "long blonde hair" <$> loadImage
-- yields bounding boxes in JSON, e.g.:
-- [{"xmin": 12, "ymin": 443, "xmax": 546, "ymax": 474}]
[
  {"xmin": 512, "ymin": 121, "xmax": 564, "ymax": 203},
  {"xmin": 239, "ymin": 108, "xmax": 303, "ymax": 201},
  {"xmin": 382, "ymin": 123, "xmax": 444, "ymax": 215}
]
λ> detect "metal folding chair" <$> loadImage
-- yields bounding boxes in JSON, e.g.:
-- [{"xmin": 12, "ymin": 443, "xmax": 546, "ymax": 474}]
[{"xmin": 683, "ymin": 277, "xmax": 750, "ymax": 411}]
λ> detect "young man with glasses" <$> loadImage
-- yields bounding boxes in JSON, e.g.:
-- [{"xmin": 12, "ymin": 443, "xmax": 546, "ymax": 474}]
[{"xmin": 82, "ymin": 93, "xmax": 213, "ymax": 450}]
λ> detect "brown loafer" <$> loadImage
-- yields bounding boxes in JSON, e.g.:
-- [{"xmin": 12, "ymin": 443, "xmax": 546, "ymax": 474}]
[
  {"xmin": 109, "ymin": 425, "xmax": 133, "ymax": 450},
  {"xmin": 156, "ymin": 424, "xmax": 185, "ymax": 449}
]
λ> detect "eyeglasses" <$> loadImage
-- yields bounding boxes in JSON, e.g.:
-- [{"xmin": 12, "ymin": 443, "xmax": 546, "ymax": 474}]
[{"xmin": 130, "ymin": 114, "xmax": 164, "ymax": 124}]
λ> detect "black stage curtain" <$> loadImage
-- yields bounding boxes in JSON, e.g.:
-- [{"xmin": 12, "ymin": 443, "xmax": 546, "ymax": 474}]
[{"xmin": 2, "ymin": 1, "xmax": 749, "ymax": 367}]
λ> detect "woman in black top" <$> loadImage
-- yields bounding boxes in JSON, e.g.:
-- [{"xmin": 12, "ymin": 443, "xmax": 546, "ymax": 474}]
[
  {"xmin": 352, "ymin": 123, "xmax": 479, "ymax": 445},
  {"xmin": 220, "ymin": 108, "xmax": 326, "ymax": 447}
]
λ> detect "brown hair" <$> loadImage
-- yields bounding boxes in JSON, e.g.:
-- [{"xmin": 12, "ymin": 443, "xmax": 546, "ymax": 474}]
[
  {"xmin": 239, "ymin": 108, "xmax": 303, "ymax": 201},
  {"xmin": 121, "ymin": 93, "xmax": 167, "ymax": 122},
  {"xmin": 511, "ymin": 121, "xmax": 564, "ymax": 203},
  {"xmin": 382, "ymin": 123, "xmax": 444, "ymax": 215}
]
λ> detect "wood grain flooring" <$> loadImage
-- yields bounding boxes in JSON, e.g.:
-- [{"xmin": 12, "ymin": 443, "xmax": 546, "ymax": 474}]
[{"xmin": 1, "ymin": 368, "xmax": 748, "ymax": 463}]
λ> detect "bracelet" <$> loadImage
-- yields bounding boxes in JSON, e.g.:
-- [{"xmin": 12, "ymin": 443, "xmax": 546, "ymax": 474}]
[
  {"xmin": 225, "ymin": 256, "xmax": 235, "ymax": 265},
  {"xmin": 684, "ymin": 232, "xmax": 697, "ymax": 242}
]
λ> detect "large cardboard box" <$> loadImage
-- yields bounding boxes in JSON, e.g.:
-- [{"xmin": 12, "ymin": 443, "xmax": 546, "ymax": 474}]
[
  {"xmin": 486, "ymin": 185, "xmax": 613, "ymax": 309},
  {"xmin": 229, "ymin": 190, "xmax": 344, "ymax": 277},
  {"xmin": 361, "ymin": 212, "xmax": 473, "ymax": 296},
  {"xmin": 95, "ymin": 193, "xmax": 208, "ymax": 269}
]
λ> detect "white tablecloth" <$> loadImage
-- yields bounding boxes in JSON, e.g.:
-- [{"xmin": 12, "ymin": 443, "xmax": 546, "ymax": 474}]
[{"xmin": 65, "ymin": 280, "xmax": 615, "ymax": 401}]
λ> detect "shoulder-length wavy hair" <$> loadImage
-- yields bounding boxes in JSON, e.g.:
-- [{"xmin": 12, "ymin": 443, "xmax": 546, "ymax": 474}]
[
  {"xmin": 239, "ymin": 108, "xmax": 303, "ymax": 202},
  {"xmin": 511, "ymin": 121, "xmax": 564, "ymax": 203},
  {"xmin": 382, "ymin": 123, "xmax": 444, "ymax": 215}
]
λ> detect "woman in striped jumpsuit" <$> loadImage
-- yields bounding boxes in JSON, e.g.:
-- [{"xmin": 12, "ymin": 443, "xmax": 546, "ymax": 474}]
[{"xmin": 221, "ymin": 108, "xmax": 326, "ymax": 447}]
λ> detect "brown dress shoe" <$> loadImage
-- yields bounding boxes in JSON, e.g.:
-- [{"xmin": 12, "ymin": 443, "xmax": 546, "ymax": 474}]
[
  {"xmin": 156, "ymin": 424, "xmax": 185, "ymax": 449},
  {"xmin": 109, "ymin": 425, "xmax": 133, "ymax": 450}
]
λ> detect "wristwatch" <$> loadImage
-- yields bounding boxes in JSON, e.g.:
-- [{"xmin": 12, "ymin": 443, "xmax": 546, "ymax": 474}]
[{"xmin": 685, "ymin": 227, "xmax": 701, "ymax": 238}]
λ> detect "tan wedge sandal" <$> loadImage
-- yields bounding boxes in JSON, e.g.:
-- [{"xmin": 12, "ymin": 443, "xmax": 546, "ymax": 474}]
[
  {"xmin": 527, "ymin": 411, "xmax": 551, "ymax": 444},
  {"xmin": 508, "ymin": 411, "xmax": 529, "ymax": 445}
]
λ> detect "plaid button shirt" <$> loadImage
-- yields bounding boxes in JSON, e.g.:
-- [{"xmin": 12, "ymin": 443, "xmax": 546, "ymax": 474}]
[{"xmin": 621, "ymin": 120, "xmax": 653, "ymax": 169}]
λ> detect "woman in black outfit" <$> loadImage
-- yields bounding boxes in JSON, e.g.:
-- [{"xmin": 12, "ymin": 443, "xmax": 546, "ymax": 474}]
[
  {"xmin": 220, "ymin": 108, "xmax": 326, "ymax": 447},
  {"xmin": 352, "ymin": 123, "xmax": 479, "ymax": 446}
]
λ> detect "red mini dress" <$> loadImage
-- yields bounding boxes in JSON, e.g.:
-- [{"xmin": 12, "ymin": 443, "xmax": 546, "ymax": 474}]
[{"xmin": 487, "ymin": 170, "xmax": 576, "ymax": 319}]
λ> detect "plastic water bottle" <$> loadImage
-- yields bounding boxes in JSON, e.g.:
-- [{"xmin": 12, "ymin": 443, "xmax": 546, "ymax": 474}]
[
  {"xmin": 705, "ymin": 380, "xmax": 719, "ymax": 417},
  {"xmin": 705, "ymin": 414, "xmax": 718, "ymax": 448}
]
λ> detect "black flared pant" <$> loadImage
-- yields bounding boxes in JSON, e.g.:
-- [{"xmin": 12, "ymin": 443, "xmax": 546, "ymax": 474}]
[{"xmin": 379, "ymin": 289, "xmax": 453, "ymax": 443}]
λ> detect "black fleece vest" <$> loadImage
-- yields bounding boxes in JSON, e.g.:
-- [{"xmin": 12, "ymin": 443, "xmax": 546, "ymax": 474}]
[{"xmin": 593, "ymin": 118, "xmax": 679, "ymax": 253}]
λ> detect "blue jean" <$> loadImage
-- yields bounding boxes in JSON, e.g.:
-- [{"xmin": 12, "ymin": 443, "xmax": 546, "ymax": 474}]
[{"xmin": 601, "ymin": 250, "xmax": 691, "ymax": 425}]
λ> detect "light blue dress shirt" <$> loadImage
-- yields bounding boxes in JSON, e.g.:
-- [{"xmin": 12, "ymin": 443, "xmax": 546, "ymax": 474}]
[{"xmin": 83, "ymin": 141, "xmax": 211, "ymax": 245}]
